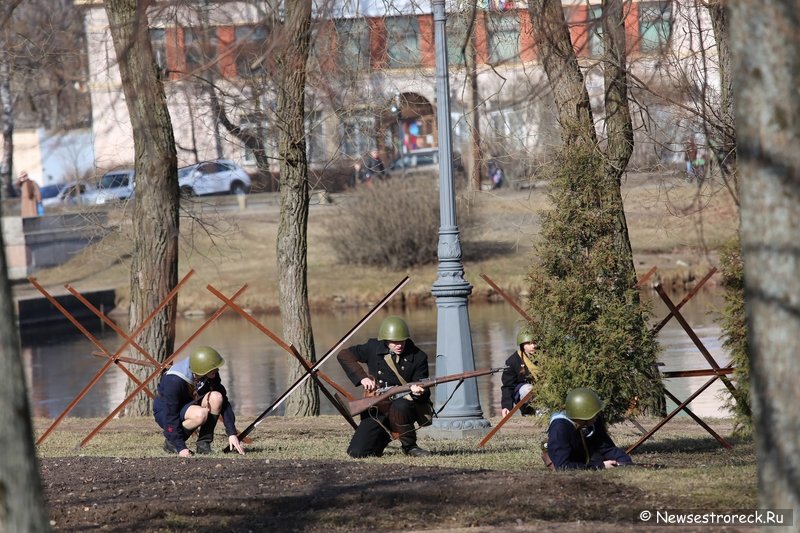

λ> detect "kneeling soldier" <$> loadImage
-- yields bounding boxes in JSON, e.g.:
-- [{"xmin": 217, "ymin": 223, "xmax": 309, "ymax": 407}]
[
  {"xmin": 338, "ymin": 316, "xmax": 433, "ymax": 458},
  {"xmin": 154, "ymin": 346, "xmax": 245, "ymax": 456}
]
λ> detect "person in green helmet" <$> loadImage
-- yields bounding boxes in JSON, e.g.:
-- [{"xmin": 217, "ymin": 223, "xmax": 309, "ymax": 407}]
[
  {"xmin": 337, "ymin": 316, "xmax": 433, "ymax": 458},
  {"xmin": 154, "ymin": 346, "xmax": 245, "ymax": 457},
  {"xmin": 500, "ymin": 326, "xmax": 540, "ymax": 417},
  {"xmin": 545, "ymin": 387, "xmax": 632, "ymax": 470}
]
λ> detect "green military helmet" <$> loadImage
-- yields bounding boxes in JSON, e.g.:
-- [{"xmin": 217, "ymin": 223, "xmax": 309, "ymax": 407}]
[
  {"xmin": 189, "ymin": 346, "xmax": 225, "ymax": 376},
  {"xmin": 565, "ymin": 387, "xmax": 604, "ymax": 421},
  {"xmin": 516, "ymin": 326, "xmax": 536, "ymax": 347},
  {"xmin": 378, "ymin": 316, "xmax": 411, "ymax": 342}
]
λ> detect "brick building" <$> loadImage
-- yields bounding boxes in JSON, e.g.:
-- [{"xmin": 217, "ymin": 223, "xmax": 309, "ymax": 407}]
[{"xmin": 76, "ymin": 0, "xmax": 714, "ymax": 182}]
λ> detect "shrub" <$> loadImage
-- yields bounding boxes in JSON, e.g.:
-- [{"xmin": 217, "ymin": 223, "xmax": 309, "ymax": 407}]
[
  {"xmin": 719, "ymin": 235, "xmax": 751, "ymax": 434},
  {"xmin": 525, "ymin": 146, "xmax": 663, "ymax": 423},
  {"xmin": 327, "ymin": 177, "xmax": 442, "ymax": 269}
]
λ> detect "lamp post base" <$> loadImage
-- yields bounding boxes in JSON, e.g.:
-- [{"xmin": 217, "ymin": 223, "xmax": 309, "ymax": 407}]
[{"xmin": 422, "ymin": 417, "xmax": 491, "ymax": 440}]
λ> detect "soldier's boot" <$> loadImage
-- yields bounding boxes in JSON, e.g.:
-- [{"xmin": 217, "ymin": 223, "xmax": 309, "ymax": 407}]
[
  {"xmin": 397, "ymin": 423, "xmax": 431, "ymax": 457},
  {"xmin": 196, "ymin": 414, "xmax": 219, "ymax": 454}
]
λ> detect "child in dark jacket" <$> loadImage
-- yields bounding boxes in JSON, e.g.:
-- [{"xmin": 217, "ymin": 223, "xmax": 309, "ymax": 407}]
[
  {"xmin": 154, "ymin": 346, "xmax": 244, "ymax": 456},
  {"xmin": 546, "ymin": 388, "xmax": 632, "ymax": 470}
]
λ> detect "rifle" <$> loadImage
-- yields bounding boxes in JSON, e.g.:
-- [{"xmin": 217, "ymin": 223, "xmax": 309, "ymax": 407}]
[{"xmin": 342, "ymin": 366, "xmax": 507, "ymax": 417}]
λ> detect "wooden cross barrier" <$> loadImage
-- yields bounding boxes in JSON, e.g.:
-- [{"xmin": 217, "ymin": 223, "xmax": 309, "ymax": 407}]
[
  {"xmin": 77, "ymin": 284, "xmax": 249, "ymax": 448},
  {"xmin": 31, "ymin": 269, "xmax": 195, "ymax": 446},
  {"xmin": 626, "ymin": 267, "xmax": 735, "ymax": 453},
  {"xmin": 205, "ymin": 283, "xmax": 358, "ymax": 430},
  {"xmin": 476, "ymin": 273, "xmax": 536, "ymax": 448}
]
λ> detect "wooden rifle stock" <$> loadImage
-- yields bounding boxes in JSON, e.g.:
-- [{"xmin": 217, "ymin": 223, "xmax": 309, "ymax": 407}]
[{"xmin": 346, "ymin": 366, "xmax": 506, "ymax": 417}]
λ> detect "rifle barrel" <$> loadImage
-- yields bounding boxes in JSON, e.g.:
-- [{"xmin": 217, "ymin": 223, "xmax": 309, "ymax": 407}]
[{"xmin": 347, "ymin": 366, "xmax": 505, "ymax": 417}]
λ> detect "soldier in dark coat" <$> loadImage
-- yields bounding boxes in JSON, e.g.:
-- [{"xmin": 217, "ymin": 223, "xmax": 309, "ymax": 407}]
[
  {"xmin": 154, "ymin": 346, "xmax": 244, "ymax": 456},
  {"xmin": 337, "ymin": 316, "xmax": 433, "ymax": 457},
  {"xmin": 500, "ymin": 327, "xmax": 540, "ymax": 417},
  {"xmin": 546, "ymin": 388, "xmax": 632, "ymax": 470}
]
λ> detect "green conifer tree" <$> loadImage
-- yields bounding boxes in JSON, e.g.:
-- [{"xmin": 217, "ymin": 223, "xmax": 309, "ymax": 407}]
[
  {"xmin": 719, "ymin": 236, "xmax": 751, "ymax": 434},
  {"xmin": 526, "ymin": 147, "xmax": 663, "ymax": 422}
]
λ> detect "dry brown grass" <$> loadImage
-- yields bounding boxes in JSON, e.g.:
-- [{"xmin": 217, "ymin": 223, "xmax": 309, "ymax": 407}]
[{"xmin": 17, "ymin": 171, "xmax": 738, "ymax": 314}]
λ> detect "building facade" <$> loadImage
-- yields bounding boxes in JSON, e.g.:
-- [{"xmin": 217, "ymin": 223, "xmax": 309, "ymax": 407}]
[{"xmin": 76, "ymin": 0, "xmax": 717, "ymax": 183}]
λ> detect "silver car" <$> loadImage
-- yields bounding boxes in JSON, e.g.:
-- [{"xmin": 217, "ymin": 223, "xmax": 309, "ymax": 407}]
[
  {"xmin": 83, "ymin": 169, "xmax": 135, "ymax": 205},
  {"xmin": 178, "ymin": 159, "xmax": 252, "ymax": 197}
]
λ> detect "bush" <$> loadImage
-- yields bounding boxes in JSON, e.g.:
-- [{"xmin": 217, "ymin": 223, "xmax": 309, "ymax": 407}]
[
  {"xmin": 719, "ymin": 235, "xmax": 751, "ymax": 435},
  {"xmin": 327, "ymin": 178, "xmax": 442, "ymax": 269},
  {"xmin": 525, "ymin": 146, "xmax": 663, "ymax": 423}
]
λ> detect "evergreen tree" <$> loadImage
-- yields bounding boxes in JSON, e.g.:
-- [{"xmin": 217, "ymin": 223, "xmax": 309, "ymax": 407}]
[
  {"xmin": 719, "ymin": 236, "xmax": 751, "ymax": 434},
  {"xmin": 526, "ymin": 146, "xmax": 662, "ymax": 423}
]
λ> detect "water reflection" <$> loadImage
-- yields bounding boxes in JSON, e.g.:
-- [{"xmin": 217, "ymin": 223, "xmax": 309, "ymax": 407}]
[{"xmin": 22, "ymin": 288, "xmax": 733, "ymax": 421}]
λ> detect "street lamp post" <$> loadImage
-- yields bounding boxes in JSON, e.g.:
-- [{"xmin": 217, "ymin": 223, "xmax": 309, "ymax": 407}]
[{"xmin": 428, "ymin": 0, "xmax": 490, "ymax": 438}]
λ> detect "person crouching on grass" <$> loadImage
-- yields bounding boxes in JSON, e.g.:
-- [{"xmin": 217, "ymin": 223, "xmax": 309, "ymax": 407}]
[
  {"xmin": 154, "ymin": 346, "xmax": 245, "ymax": 456},
  {"xmin": 546, "ymin": 387, "xmax": 632, "ymax": 470},
  {"xmin": 500, "ymin": 326, "xmax": 540, "ymax": 418}
]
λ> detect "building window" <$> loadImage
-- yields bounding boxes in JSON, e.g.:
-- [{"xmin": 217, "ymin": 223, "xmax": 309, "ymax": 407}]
[
  {"xmin": 335, "ymin": 19, "xmax": 370, "ymax": 72},
  {"xmin": 488, "ymin": 105, "xmax": 530, "ymax": 151},
  {"xmin": 588, "ymin": 5, "xmax": 604, "ymax": 57},
  {"xmin": 488, "ymin": 12, "xmax": 519, "ymax": 64},
  {"xmin": 150, "ymin": 28, "xmax": 167, "ymax": 77},
  {"xmin": 386, "ymin": 16, "xmax": 420, "ymax": 69},
  {"xmin": 235, "ymin": 24, "xmax": 268, "ymax": 77},
  {"xmin": 339, "ymin": 114, "xmax": 374, "ymax": 157},
  {"xmin": 306, "ymin": 110, "xmax": 324, "ymax": 164},
  {"xmin": 241, "ymin": 120, "xmax": 277, "ymax": 167},
  {"xmin": 184, "ymin": 27, "xmax": 218, "ymax": 75},
  {"xmin": 446, "ymin": 14, "xmax": 470, "ymax": 67},
  {"xmin": 640, "ymin": 1, "xmax": 672, "ymax": 54}
]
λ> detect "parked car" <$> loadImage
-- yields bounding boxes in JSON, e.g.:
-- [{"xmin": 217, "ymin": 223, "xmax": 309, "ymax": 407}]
[
  {"xmin": 83, "ymin": 168, "xmax": 135, "ymax": 205},
  {"xmin": 178, "ymin": 160, "xmax": 252, "ymax": 197},
  {"xmin": 41, "ymin": 181, "xmax": 95, "ymax": 207},
  {"xmin": 39, "ymin": 183, "xmax": 67, "ymax": 208},
  {"xmin": 387, "ymin": 148, "xmax": 463, "ymax": 179}
]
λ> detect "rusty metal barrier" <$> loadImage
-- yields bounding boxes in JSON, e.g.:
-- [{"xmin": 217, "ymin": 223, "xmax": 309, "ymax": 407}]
[
  {"xmin": 205, "ymin": 283, "xmax": 357, "ymax": 430},
  {"xmin": 31, "ymin": 269, "xmax": 195, "ymax": 446},
  {"xmin": 32, "ymin": 271, "xmax": 411, "ymax": 449},
  {"xmin": 626, "ymin": 267, "xmax": 734, "ymax": 453}
]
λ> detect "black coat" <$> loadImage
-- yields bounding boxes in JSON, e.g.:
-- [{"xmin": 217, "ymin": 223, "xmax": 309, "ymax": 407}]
[
  {"xmin": 500, "ymin": 351, "xmax": 535, "ymax": 410},
  {"xmin": 338, "ymin": 338, "xmax": 431, "ymax": 403},
  {"xmin": 547, "ymin": 413, "xmax": 632, "ymax": 470}
]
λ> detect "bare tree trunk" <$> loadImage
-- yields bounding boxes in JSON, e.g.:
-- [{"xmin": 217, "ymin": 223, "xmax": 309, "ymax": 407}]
[
  {"xmin": 0, "ymin": 2, "xmax": 22, "ymax": 199},
  {"xmin": 707, "ymin": 0, "xmax": 738, "ymax": 202},
  {"xmin": 0, "ymin": 45, "xmax": 14, "ymax": 199},
  {"xmin": 105, "ymin": 0, "xmax": 179, "ymax": 416},
  {"xmin": 730, "ymin": 0, "xmax": 800, "ymax": 513},
  {"xmin": 464, "ymin": 4, "xmax": 482, "ymax": 192},
  {"xmin": 601, "ymin": 0, "xmax": 636, "ymax": 283},
  {"xmin": 275, "ymin": 0, "xmax": 318, "ymax": 416},
  {"xmin": 528, "ymin": 0, "xmax": 596, "ymax": 147},
  {"xmin": 0, "ymin": 186, "xmax": 50, "ymax": 532}
]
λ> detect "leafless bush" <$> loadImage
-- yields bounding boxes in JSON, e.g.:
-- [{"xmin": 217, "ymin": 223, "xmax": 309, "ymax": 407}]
[{"xmin": 328, "ymin": 177, "xmax": 441, "ymax": 268}]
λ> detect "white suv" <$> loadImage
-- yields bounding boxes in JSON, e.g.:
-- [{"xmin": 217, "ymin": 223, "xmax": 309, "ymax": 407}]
[{"xmin": 178, "ymin": 159, "xmax": 252, "ymax": 197}]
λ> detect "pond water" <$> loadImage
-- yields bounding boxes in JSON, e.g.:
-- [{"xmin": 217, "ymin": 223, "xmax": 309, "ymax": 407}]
[{"xmin": 21, "ymin": 288, "xmax": 733, "ymax": 422}]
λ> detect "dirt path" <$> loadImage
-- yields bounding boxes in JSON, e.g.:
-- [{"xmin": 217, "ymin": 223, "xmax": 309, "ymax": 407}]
[
  {"xmin": 41, "ymin": 456, "xmax": 667, "ymax": 532},
  {"xmin": 41, "ymin": 451, "xmax": 755, "ymax": 533}
]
